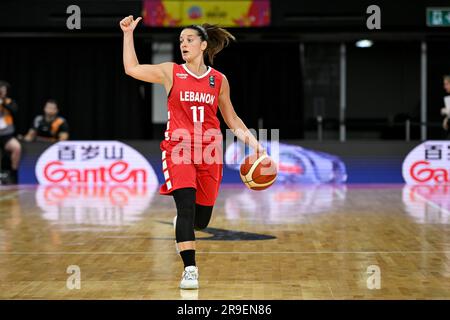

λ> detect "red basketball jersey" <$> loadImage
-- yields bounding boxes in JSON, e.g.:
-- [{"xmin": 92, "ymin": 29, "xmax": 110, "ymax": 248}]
[{"xmin": 164, "ymin": 63, "xmax": 224, "ymax": 145}]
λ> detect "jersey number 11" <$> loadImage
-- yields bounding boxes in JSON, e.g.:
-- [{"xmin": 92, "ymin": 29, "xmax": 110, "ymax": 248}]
[{"xmin": 191, "ymin": 106, "xmax": 204, "ymax": 123}]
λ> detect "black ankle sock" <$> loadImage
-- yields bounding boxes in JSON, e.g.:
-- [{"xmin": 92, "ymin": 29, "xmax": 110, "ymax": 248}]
[{"xmin": 180, "ymin": 250, "xmax": 196, "ymax": 268}]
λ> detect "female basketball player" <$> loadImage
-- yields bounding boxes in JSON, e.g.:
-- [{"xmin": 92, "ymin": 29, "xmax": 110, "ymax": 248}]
[{"xmin": 120, "ymin": 16, "xmax": 265, "ymax": 289}]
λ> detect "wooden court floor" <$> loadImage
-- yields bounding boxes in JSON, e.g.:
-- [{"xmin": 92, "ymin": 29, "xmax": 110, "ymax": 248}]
[{"xmin": 0, "ymin": 183, "xmax": 449, "ymax": 299}]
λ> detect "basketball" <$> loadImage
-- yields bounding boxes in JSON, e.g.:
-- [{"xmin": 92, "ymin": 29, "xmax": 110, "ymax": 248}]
[{"xmin": 239, "ymin": 153, "xmax": 277, "ymax": 190}]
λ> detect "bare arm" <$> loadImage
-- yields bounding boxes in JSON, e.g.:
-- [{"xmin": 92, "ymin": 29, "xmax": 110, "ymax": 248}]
[
  {"xmin": 120, "ymin": 15, "xmax": 173, "ymax": 89},
  {"xmin": 218, "ymin": 75, "xmax": 265, "ymax": 153},
  {"xmin": 59, "ymin": 132, "xmax": 69, "ymax": 141},
  {"xmin": 24, "ymin": 128, "xmax": 37, "ymax": 142}
]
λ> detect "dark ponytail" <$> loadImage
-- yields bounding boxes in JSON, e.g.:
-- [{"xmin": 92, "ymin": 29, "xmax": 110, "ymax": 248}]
[
  {"xmin": 203, "ymin": 24, "xmax": 235, "ymax": 65},
  {"xmin": 186, "ymin": 24, "xmax": 236, "ymax": 65}
]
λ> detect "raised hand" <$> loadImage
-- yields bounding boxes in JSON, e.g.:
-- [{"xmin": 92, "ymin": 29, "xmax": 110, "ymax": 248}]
[{"xmin": 120, "ymin": 15, "xmax": 142, "ymax": 33}]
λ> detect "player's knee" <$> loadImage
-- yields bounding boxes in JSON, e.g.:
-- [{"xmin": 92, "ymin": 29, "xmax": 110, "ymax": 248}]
[
  {"xmin": 194, "ymin": 205, "xmax": 213, "ymax": 230},
  {"xmin": 175, "ymin": 204, "xmax": 196, "ymax": 242},
  {"xmin": 173, "ymin": 188, "xmax": 196, "ymax": 215},
  {"xmin": 176, "ymin": 199, "xmax": 195, "ymax": 220},
  {"xmin": 194, "ymin": 217, "xmax": 210, "ymax": 230},
  {"xmin": 173, "ymin": 188, "xmax": 196, "ymax": 238},
  {"xmin": 177, "ymin": 202, "xmax": 195, "ymax": 226}
]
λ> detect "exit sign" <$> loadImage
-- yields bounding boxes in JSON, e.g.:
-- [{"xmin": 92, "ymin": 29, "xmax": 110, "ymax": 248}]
[{"xmin": 427, "ymin": 8, "xmax": 450, "ymax": 26}]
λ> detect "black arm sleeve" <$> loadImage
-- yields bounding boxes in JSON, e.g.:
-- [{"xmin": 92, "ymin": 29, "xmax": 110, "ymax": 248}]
[{"xmin": 59, "ymin": 120, "xmax": 69, "ymax": 133}]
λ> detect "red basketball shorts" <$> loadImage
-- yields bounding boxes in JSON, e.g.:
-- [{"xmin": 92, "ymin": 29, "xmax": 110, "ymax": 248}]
[{"xmin": 159, "ymin": 141, "xmax": 223, "ymax": 206}]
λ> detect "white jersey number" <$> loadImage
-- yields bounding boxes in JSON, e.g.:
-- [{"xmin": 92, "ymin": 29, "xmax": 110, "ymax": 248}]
[{"xmin": 190, "ymin": 106, "xmax": 204, "ymax": 123}]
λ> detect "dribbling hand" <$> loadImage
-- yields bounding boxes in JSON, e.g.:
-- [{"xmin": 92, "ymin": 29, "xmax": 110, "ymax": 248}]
[
  {"xmin": 256, "ymin": 145, "xmax": 267, "ymax": 157},
  {"xmin": 120, "ymin": 15, "xmax": 142, "ymax": 33}
]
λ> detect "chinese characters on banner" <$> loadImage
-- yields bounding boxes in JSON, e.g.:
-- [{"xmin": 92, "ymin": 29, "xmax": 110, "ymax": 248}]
[
  {"xmin": 57, "ymin": 144, "xmax": 124, "ymax": 161},
  {"xmin": 402, "ymin": 141, "xmax": 450, "ymax": 184}
]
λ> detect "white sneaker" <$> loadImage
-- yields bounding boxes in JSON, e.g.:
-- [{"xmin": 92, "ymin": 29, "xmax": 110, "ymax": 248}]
[
  {"xmin": 173, "ymin": 216, "xmax": 179, "ymax": 254},
  {"xmin": 180, "ymin": 266, "xmax": 199, "ymax": 290}
]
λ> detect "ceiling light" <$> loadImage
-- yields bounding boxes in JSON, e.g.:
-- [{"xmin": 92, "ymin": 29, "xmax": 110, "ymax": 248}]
[{"xmin": 355, "ymin": 39, "xmax": 373, "ymax": 48}]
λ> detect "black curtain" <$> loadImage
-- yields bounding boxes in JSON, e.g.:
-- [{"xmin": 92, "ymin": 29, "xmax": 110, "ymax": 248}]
[
  {"xmin": 174, "ymin": 41, "xmax": 304, "ymax": 139},
  {"xmin": 0, "ymin": 37, "xmax": 153, "ymax": 140}
]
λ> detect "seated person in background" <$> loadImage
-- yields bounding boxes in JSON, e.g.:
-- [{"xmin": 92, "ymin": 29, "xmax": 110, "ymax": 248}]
[
  {"xmin": 441, "ymin": 75, "xmax": 450, "ymax": 134},
  {"xmin": 24, "ymin": 99, "xmax": 69, "ymax": 142},
  {"xmin": 0, "ymin": 80, "xmax": 21, "ymax": 184}
]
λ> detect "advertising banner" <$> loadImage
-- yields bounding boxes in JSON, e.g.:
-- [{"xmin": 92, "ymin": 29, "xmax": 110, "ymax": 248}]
[
  {"xmin": 16, "ymin": 140, "xmax": 415, "ymax": 185},
  {"xmin": 402, "ymin": 141, "xmax": 450, "ymax": 185},
  {"xmin": 225, "ymin": 141, "xmax": 348, "ymax": 184},
  {"xmin": 34, "ymin": 141, "xmax": 159, "ymax": 186},
  {"xmin": 142, "ymin": 0, "xmax": 270, "ymax": 27}
]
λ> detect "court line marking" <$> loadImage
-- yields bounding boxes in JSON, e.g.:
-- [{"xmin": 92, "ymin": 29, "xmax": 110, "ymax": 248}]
[{"xmin": 1, "ymin": 251, "xmax": 450, "ymax": 255}]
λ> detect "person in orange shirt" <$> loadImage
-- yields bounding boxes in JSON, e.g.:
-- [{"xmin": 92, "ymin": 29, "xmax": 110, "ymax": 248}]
[
  {"xmin": 440, "ymin": 75, "xmax": 450, "ymax": 137},
  {"xmin": 0, "ymin": 80, "xmax": 21, "ymax": 184},
  {"xmin": 23, "ymin": 99, "xmax": 69, "ymax": 142}
]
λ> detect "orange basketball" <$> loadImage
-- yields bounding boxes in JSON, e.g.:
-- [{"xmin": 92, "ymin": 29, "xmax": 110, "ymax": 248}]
[{"xmin": 240, "ymin": 153, "xmax": 277, "ymax": 190}]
